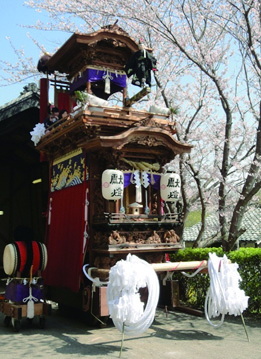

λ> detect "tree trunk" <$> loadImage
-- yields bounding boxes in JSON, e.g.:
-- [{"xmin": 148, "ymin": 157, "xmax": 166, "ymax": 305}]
[
  {"xmin": 226, "ymin": 107, "xmax": 261, "ymax": 250},
  {"xmin": 218, "ymin": 104, "xmax": 233, "ymax": 250}
]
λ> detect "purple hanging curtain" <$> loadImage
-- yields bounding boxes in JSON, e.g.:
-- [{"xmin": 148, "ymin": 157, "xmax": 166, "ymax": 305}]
[
  {"xmin": 87, "ymin": 68, "xmax": 126, "ymax": 88},
  {"xmin": 123, "ymin": 172, "xmax": 161, "ymax": 190},
  {"xmin": 70, "ymin": 67, "xmax": 127, "ymax": 94}
]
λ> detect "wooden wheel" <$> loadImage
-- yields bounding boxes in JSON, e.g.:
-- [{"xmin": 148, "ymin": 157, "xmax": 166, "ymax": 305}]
[
  {"xmin": 3, "ymin": 316, "xmax": 11, "ymax": 327},
  {"xmin": 39, "ymin": 315, "xmax": 46, "ymax": 329},
  {"xmin": 12, "ymin": 318, "xmax": 21, "ymax": 332}
]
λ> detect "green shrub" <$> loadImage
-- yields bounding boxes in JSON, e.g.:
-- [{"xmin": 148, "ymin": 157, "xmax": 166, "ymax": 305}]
[{"xmin": 169, "ymin": 247, "xmax": 261, "ymax": 314}]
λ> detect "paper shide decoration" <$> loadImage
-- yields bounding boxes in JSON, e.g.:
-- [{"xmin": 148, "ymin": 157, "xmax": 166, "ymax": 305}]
[{"xmin": 30, "ymin": 123, "xmax": 46, "ymax": 146}]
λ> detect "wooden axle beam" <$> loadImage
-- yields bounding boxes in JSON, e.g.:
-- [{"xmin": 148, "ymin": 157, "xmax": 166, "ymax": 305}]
[
  {"xmin": 151, "ymin": 260, "xmax": 208, "ymax": 272},
  {"xmin": 89, "ymin": 260, "xmax": 209, "ymax": 281}
]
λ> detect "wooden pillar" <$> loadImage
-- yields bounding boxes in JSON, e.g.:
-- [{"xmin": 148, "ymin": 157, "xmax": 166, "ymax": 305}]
[
  {"xmin": 123, "ymin": 87, "xmax": 127, "ymax": 105},
  {"xmin": 170, "ymin": 280, "xmax": 180, "ymax": 307},
  {"xmin": 87, "ymin": 81, "xmax": 92, "ymax": 94},
  {"xmin": 39, "ymin": 78, "xmax": 49, "ymax": 123},
  {"xmin": 115, "ymin": 199, "xmax": 120, "ymax": 213}
]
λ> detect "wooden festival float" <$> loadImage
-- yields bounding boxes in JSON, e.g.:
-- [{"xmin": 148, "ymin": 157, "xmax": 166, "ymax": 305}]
[{"xmin": 30, "ymin": 24, "xmax": 197, "ymax": 323}]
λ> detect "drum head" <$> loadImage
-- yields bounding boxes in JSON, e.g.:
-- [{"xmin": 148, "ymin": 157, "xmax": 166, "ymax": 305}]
[
  {"xmin": 39, "ymin": 242, "xmax": 48, "ymax": 271},
  {"xmin": 3, "ymin": 243, "xmax": 17, "ymax": 276}
]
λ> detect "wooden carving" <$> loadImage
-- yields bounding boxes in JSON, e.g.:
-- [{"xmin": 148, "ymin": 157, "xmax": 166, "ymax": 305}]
[{"xmin": 127, "ymin": 135, "xmax": 167, "ymax": 148}]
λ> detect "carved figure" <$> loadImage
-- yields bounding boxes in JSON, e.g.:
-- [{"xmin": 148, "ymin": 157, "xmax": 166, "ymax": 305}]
[
  {"xmin": 146, "ymin": 231, "xmax": 161, "ymax": 244},
  {"xmin": 108, "ymin": 230, "xmax": 126, "ymax": 244},
  {"xmin": 163, "ymin": 229, "xmax": 180, "ymax": 243}
]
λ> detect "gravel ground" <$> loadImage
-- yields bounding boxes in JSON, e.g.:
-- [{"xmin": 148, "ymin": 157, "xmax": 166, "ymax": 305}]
[{"xmin": 0, "ymin": 297, "xmax": 260, "ymax": 359}]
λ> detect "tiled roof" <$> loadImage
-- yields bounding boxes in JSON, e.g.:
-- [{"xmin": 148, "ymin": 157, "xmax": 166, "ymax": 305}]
[
  {"xmin": 0, "ymin": 83, "xmax": 39, "ymax": 122},
  {"xmin": 239, "ymin": 207, "xmax": 261, "ymax": 243},
  {"xmin": 183, "ymin": 207, "xmax": 261, "ymax": 243},
  {"xmin": 183, "ymin": 213, "xmax": 219, "ymax": 242}
]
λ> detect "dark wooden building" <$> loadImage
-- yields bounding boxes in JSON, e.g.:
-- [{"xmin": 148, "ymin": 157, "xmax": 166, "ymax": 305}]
[{"xmin": 0, "ymin": 83, "xmax": 48, "ymax": 269}]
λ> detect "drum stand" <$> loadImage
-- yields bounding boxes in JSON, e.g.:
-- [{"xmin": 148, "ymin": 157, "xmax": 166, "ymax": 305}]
[{"xmin": 0, "ymin": 270, "xmax": 52, "ymax": 332}]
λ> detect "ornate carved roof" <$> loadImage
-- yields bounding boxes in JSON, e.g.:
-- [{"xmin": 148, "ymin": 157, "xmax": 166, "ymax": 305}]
[
  {"xmin": 36, "ymin": 107, "xmax": 192, "ymax": 160},
  {"xmin": 45, "ymin": 25, "xmax": 140, "ymax": 78},
  {"xmin": 84, "ymin": 126, "xmax": 192, "ymax": 155}
]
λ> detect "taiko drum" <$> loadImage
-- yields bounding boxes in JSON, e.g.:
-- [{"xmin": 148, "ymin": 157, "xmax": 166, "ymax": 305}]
[{"xmin": 3, "ymin": 241, "xmax": 47, "ymax": 277}]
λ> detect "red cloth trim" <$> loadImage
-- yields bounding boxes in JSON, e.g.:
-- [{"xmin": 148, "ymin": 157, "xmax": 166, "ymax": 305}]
[
  {"xmin": 57, "ymin": 92, "xmax": 71, "ymax": 112},
  {"xmin": 15, "ymin": 241, "xmax": 43, "ymax": 276},
  {"xmin": 15, "ymin": 241, "xmax": 27, "ymax": 274},
  {"xmin": 32, "ymin": 241, "xmax": 41, "ymax": 275},
  {"xmin": 43, "ymin": 183, "xmax": 87, "ymax": 292}
]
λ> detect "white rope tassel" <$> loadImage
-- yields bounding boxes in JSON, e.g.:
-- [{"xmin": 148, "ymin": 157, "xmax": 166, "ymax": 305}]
[
  {"xmin": 48, "ymin": 198, "xmax": 52, "ymax": 225},
  {"xmin": 23, "ymin": 286, "xmax": 38, "ymax": 319},
  {"xmin": 205, "ymin": 252, "xmax": 249, "ymax": 327},
  {"xmin": 107, "ymin": 254, "xmax": 159, "ymax": 336},
  {"xmin": 83, "ymin": 189, "xmax": 89, "ymax": 254},
  {"xmin": 103, "ymin": 70, "xmax": 113, "ymax": 94},
  {"xmin": 134, "ymin": 170, "xmax": 142, "ymax": 203},
  {"xmin": 82, "ymin": 264, "xmax": 108, "ymax": 287}
]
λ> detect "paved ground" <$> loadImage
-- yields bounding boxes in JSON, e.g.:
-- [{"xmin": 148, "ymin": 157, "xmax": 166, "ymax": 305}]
[{"xmin": 0, "ymin": 297, "xmax": 260, "ymax": 359}]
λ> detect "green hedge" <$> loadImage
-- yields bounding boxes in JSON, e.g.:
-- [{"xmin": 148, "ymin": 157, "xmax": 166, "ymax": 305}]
[{"xmin": 169, "ymin": 247, "xmax": 261, "ymax": 314}]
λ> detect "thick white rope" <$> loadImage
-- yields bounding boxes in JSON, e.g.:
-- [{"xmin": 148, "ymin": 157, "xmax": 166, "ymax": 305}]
[
  {"xmin": 204, "ymin": 252, "xmax": 249, "ymax": 327},
  {"xmin": 82, "ymin": 264, "xmax": 108, "ymax": 287},
  {"xmin": 107, "ymin": 253, "xmax": 160, "ymax": 336}
]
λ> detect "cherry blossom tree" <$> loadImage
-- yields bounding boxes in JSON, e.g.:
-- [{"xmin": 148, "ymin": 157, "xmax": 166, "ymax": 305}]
[{"xmin": 3, "ymin": 0, "xmax": 261, "ymax": 250}]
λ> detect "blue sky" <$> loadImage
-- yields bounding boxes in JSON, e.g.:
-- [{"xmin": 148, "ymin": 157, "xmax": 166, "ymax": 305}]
[{"xmin": 0, "ymin": 2, "xmax": 70, "ymax": 107}]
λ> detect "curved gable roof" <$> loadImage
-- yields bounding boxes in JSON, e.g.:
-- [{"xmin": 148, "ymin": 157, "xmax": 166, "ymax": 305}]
[
  {"xmin": 45, "ymin": 26, "xmax": 140, "ymax": 77},
  {"xmin": 84, "ymin": 126, "xmax": 192, "ymax": 156}
]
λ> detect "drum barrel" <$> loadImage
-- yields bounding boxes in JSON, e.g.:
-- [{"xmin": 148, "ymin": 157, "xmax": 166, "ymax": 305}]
[{"xmin": 3, "ymin": 241, "xmax": 47, "ymax": 277}]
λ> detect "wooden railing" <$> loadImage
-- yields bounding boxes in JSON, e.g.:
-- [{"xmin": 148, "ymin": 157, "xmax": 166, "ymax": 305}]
[{"xmin": 93, "ymin": 212, "xmax": 182, "ymax": 224}]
